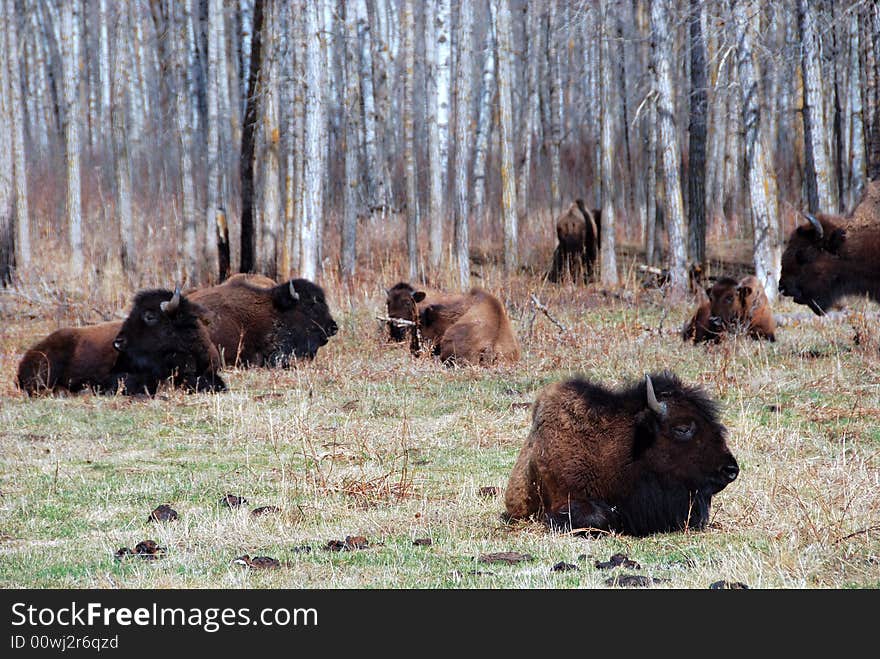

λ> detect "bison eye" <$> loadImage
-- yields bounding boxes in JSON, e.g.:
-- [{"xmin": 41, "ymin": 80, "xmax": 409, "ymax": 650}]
[
  {"xmin": 795, "ymin": 249, "xmax": 812, "ymax": 265},
  {"xmin": 672, "ymin": 422, "xmax": 695, "ymax": 441},
  {"xmin": 142, "ymin": 310, "xmax": 160, "ymax": 326},
  {"xmin": 725, "ymin": 295, "xmax": 734, "ymax": 304}
]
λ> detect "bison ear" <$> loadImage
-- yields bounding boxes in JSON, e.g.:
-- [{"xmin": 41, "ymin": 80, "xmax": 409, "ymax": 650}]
[
  {"xmin": 737, "ymin": 284, "xmax": 753, "ymax": 300},
  {"xmin": 271, "ymin": 281, "xmax": 300, "ymax": 310},
  {"xmin": 827, "ymin": 228, "xmax": 846, "ymax": 254},
  {"xmin": 412, "ymin": 291, "xmax": 426, "ymax": 303}
]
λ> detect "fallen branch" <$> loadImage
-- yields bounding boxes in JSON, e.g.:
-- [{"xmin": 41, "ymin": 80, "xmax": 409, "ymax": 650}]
[
  {"xmin": 529, "ymin": 294, "xmax": 567, "ymax": 333},
  {"xmin": 375, "ymin": 315, "xmax": 417, "ymax": 328}
]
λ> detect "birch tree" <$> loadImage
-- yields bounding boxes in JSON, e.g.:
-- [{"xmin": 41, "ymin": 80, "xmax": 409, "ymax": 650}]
[
  {"xmin": 471, "ymin": 8, "xmax": 496, "ymax": 231},
  {"xmin": 650, "ymin": 0, "xmax": 686, "ymax": 296},
  {"xmin": 846, "ymin": 9, "xmax": 866, "ymax": 208},
  {"xmin": 517, "ymin": 1, "xmax": 539, "ymax": 225},
  {"xmin": 403, "ymin": 0, "xmax": 418, "ymax": 280},
  {"xmin": 797, "ymin": 0, "xmax": 836, "ymax": 213},
  {"xmin": 424, "ymin": 0, "xmax": 444, "ymax": 272},
  {"xmin": 736, "ymin": 0, "xmax": 781, "ymax": 301},
  {"xmin": 61, "ymin": 1, "xmax": 83, "ymax": 273},
  {"xmin": 355, "ymin": 0, "xmax": 383, "ymax": 212},
  {"xmin": 206, "ymin": 0, "xmax": 225, "ymax": 281},
  {"xmin": 341, "ymin": 0, "xmax": 361, "ymax": 280},
  {"xmin": 257, "ymin": 0, "xmax": 281, "ymax": 279},
  {"xmin": 548, "ymin": 0, "xmax": 563, "ymax": 215},
  {"xmin": 111, "ymin": 5, "xmax": 134, "ymax": 274},
  {"xmin": 454, "ymin": 1, "xmax": 475, "ymax": 289},
  {"xmin": 7, "ymin": 0, "xmax": 29, "ymax": 272},
  {"xmin": 300, "ymin": 0, "xmax": 325, "ymax": 281},
  {"xmin": 687, "ymin": 0, "xmax": 707, "ymax": 270},
  {"xmin": 0, "ymin": 7, "xmax": 12, "ymax": 283},
  {"xmin": 493, "ymin": 0, "xmax": 517, "ymax": 273}
]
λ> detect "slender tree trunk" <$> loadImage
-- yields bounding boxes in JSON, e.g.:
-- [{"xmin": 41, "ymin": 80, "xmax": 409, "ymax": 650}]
[
  {"xmin": 645, "ymin": 108, "xmax": 658, "ymax": 267},
  {"xmin": 517, "ymin": 1, "xmax": 539, "ymax": 226},
  {"xmin": 424, "ymin": 0, "xmax": 443, "ymax": 273},
  {"xmin": 471, "ymin": 10, "xmax": 496, "ymax": 233},
  {"xmin": 403, "ymin": 0, "xmax": 418, "ymax": 280},
  {"xmin": 98, "ymin": 0, "xmax": 111, "ymax": 141},
  {"xmin": 61, "ymin": 1, "xmax": 83, "ymax": 273},
  {"xmin": 239, "ymin": 0, "xmax": 263, "ymax": 273},
  {"xmin": 206, "ymin": 0, "xmax": 226, "ymax": 282},
  {"xmin": 7, "ymin": 0, "xmax": 29, "ymax": 272},
  {"xmin": 257, "ymin": 0, "xmax": 281, "ymax": 279},
  {"xmin": 289, "ymin": 0, "xmax": 306, "ymax": 273},
  {"xmin": 454, "ymin": 1, "xmax": 475, "ymax": 289},
  {"xmin": 0, "ymin": 7, "xmax": 13, "ymax": 283},
  {"xmin": 548, "ymin": 0, "xmax": 562, "ymax": 215},
  {"xmin": 797, "ymin": 0, "xmax": 836, "ymax": 213},
  {"xmin": 436, "ymin": 0, "xmax": 452, "ymax": 223},
  {"xmin": 111, "ymin": 4, "xmax": 134, "ymax": 276},
  {"xmin": 736, "ymin": 0, "xmax": 781, "ymax": 302},
  {"xmin": 651, "ymin": 0, "xmax": 686, "ymax": 296},
  {"xmin": 300, "ymin": 0, "xmax": 325, "ymax": 281},
  {"xmin": 342, "ymin": 0, "xmax": 361, "ymax": 280},
  {"xmin": 598, "ymin": 1, "xmax": 620, "ymax": 286},
  {"xmin": 494, "ymin": 0, "xmax": 517, "ymax": 274},
  {"xmin": 356, "ymin": 0, "xmax": 383, "ymax": 213},
  {"xmin": 847, "ymin": 9, "xmax": 867, "ymax": 208},
  {"xmin": 687, "ymin": 0, "xmax": 707, "ymax": 270}
]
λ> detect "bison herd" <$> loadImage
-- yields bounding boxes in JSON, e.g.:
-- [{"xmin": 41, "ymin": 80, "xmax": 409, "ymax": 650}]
[{"xmin": 13, "ymin": 183, "xmax": 880, "ymax": 540}]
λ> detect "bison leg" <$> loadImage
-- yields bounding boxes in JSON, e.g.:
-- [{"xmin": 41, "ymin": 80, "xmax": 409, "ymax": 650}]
[
  {"xmin": 545, "ymin": 499, "xmax": 617, "ymax": 535},
  {"xmin": 547, "ymin": 246, "xmax": 564, "ymax": 283}
]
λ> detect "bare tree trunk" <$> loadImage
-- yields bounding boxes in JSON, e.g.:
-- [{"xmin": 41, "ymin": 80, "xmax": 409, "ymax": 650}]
[
  {"xmin": 518, "ymin": 0, "xmax": 539, "ymax": 226},
  {"xmin": 424, "ymin": 0, "xmax": 444, "ymax": 273},
  {"xmin": 239, "ymin": 0, "xmax": 263, "ymax": 273},
  {"xmin": 645, "ymin": 110, "xmax": 658, "ymax": 267},
  {"xmin": 61, "ymin": 1, "xmax": 83, "ymax": 273},
  {"xmin": 257, "ymin": 0, "xmax": 281, "ymax": 280},
  {"xmin": 798, "ymin": 0, "xmax": 836, "ymax": 213},
  {"xmin": 7, "ymin": 0, "xmax": 29, "ymax": 272},
  {"xmin": 0, "ymin": 7, "xmax": 13, "ymax": 283},
  {"xmin": 687, "ymin": 0, "xmax": 707, "ymax": 270},
  {"xmin": 355, "ymin": 0, "xmax": 383, "ymax": 213},
  {"xmin": 300, "ymin": 0, "xmax": 325, "ymax": 281},
  {"xmin": 548, "ymin": 0, "xmax": 562, "ymax": 215},
  {"xmin": 651, "ymin": 0, "xmax": 686, "ymax": 296},
  {"xmin": 98, "ymin": 0, "xmax": 111, "ymax": 141},
  {"xmin": 342, "ymin": 0, "xmax": 361, "ymax": 280},
  {"xmin": 598, "ymin": 1, "xmax": 620, "ymax": 287},
  {"xmin": 111, "ymin": 4, "xmax": 134, "ymax": 276},
  {"xmin": 436, "ymin": 0, "xmax": 452, "ymax": 220},
  {"xmin": 206, "ymin": 0, "xmax": 226, "ymax": 282},
  {"xmin": 736, "ymin": 0, "xmax": 780, "ymax": 302},
  {"xmin": 454, "ymin": 1, "xmax": 475, "ymax": 289},
  {"xmin": 289, "ymin": 0, "xmax": 306, "ymax": 273},
  {"xmin": 471, "ymin": 11, "xmax": 496, "ymax": 233},
  {"xmin": 847, "ymin": 9, "xmax": 867, "ymax": 208},
  {"xmin": 403, "ymin": 0, "xmax": 418, "ymax": 280},
  {"xmin": 493, "ymin": 0, "xmax": 517, "ymax": 274}
]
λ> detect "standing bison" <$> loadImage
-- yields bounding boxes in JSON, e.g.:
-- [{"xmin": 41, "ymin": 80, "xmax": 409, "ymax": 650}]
[
  {"xmin": 682, "ymin": 275, "xmax": 776, "ymax": 343},
  {"xmin": 779, "ymin": 202, "xmax": 880, "ymax": 314},
  {"xmin": 504, "ymin": 373, "xmax": 739, "ymax": 536},
  {"xmin": 385, "ymin": 282, "xmax": 520, "ymax": 365},
  {"xmin": 187, "ymin": 275, "xmax": 338, "ymax": 367},
  {"xmin": 17, "ymin": 287, "xmax": 224, "ymax": 395},
  {"xmin": 547, "ymin": 199, "xmax": 601, "ymax": 284}
]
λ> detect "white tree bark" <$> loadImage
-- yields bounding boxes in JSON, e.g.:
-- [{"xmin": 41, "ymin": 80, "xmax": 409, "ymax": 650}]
[
  {"xmin": 471, "ymin": 12, "xmax": 496, "ymax": 231},
  {"xmin": 205, "ymin": 0, "xmax": 223, "ymax": 280},
  {"xmin": 342, "ymin": 0, "xmax": 361, "ymax": 279},
  {"xmin": 26, "ymin": 3, "xmax": 50, "ymax": 153},
  {"xmin": 257, "ymin": 0, "xmax": 281, "ymax": 279},
  {"xmin": 548, "ymin": 0, "xmax": 563, "ymax": 215},
  {"xmin": 424, "ymin": 0, "xmax": 443, "ymax": 272},
  {"xmin": 111, "ymin": 6, "xmax": 134, "ymax": 275},
  {"xmin": 735, "ymin": 0, "xmax": 781, "ymax": 302},
  {"xmin": 61, "ymin": 1, "xmax": 83, "ymax": 272},
  {"xmin": 650, "ymin": 0, "xmax": 686, "ymax": 296},
  {"xmin": 0, "ymin": 6, "xmax": 13, "ymax": 281},
  {"xmin": 98, "ymin": 0, "xmax": 111, "ymax": 137},
  {"xmin": 6, "ymin": 0, "xmax": 29, "ymax": 271},
  {"xmin": 355, "ymin": 0, "xmax": 383, "ymax": 212},
  {"xmin": 436, "ymin": 0, "xmax": 452, "ymax": 215},
  {"xmin": 847, "ymin": 9, "xmax": 866, "ymax": 208},
  {"xmin": 454, "ymin": 0, "xmax": 475, "ymax": 289},
  {"xmin": 494, "ymin": 0, "xmax": 517, "ymax": 273},
  {"xmin": 300, "ymin": 0, "xmax": 325, "ymax": 281},
  {"xmin": 403, "ymin": 0, "xmax": 418, "ymax": 280},
  {"xmin": 518, "ymin": 0, "xmax": 539, "ymax": 223}
]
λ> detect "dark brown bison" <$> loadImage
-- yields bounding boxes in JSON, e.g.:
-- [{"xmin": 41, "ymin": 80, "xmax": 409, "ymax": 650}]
[
  {"xmin": 187, "ymin": 275, "xmax": 338, "ymax": 367},
  {"xmin": 385, "ymin": 282, "xmax": 520, "ymax": 365},
  {"xmin": 504, "ymin": 373, "xmax": 739, "ymax": 536},
  {"xmin": 779, "ymin": 199, "xmax": 880, "ymax": 314},
  {"xmin": 547, "ymin": 199, "xmax": 601, "ymax": 284},
  {"xmin": 682, "ymin": 275, "xmax": 776, "ymax": 343},
  {"xmin": 17, "ymin": 288, "xmax": 224, "ymax": 395},
  {"xmin": 110, "ymin": 287, "xmax": 225, "ymax": 394}
]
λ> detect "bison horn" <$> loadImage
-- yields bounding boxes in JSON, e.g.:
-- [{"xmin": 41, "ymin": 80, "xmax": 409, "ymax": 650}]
[
  {"xmin": 645, "ymin": 375, "xmax": 667, "ymax": 418},
  {"xmin": 803, "ymin": 212, "xmax": 824, "ymax": 239},
  {"xmin": 160, "ymin": 286, "xmax": 181, "ymax": 315},
  {"xmin": 289, "ymin": 281, "xmax": 299, "ymax": 301}
]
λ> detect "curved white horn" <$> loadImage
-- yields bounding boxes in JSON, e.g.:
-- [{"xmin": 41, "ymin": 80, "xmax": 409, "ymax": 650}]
[
  {"xmin": 160, "ymin": 286, "xmax": 181, "ymax": 314},
  {"xmin": 289, "ymin": 281, "xmax": 299, "ymax": 301},
  {"xmin": 803, "ymin": 212, "xmax": 824, "ymax": 239},
  {"xmin": 645, "ymin": 375, "xmax": 668, "ymax": 418}
]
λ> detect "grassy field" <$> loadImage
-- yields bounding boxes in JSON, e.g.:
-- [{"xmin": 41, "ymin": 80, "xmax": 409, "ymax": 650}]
[{"xmin": 1, "ymin": 268, "xmax": 878, "ymax": 589}]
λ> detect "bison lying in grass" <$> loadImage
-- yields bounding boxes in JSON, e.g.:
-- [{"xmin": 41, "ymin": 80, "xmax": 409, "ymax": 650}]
[
  {"xmin": 188, "ymin": 273, "xmax": 338, "ymax": 367},
  {"xmin": 17, "ymin": 287, "xmax": 225, "ymax": 395},
  {"xmin": 386, "ymin": 282, "xmax": 520, "ymax": 365},
  {"xmin": 683, "ymin": 275, "xmax": 776, "ymax": 343},
  {"xmin": 504, "ymin": 372, "xmax": 739, "ymax": 536}
]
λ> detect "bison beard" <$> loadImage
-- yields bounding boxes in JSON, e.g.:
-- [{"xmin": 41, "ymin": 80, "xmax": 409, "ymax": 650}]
[{"xmin": 504, "ymin": 372, "xmax": 738, "ymax": 537}]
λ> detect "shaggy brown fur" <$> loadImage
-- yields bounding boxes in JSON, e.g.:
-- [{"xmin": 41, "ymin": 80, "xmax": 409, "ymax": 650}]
[
  {"xmin": 16, "ymin": 321, "xmax": 123, "ymax": 394},
  {"xmin": 683, "ymin": 276, "xmax": 776, "ymax": 343},
  {"xmin": 547, "ymin": 200, "xmax": 601, "ymax": 284},
  {"xmin": 779, "ymin": 181, "xmax": 880, "ymax": 314},
  {"xmin": 189, "ymin": 276, "xmax": 337, "ymax": 366},
  {"xmin": 504, "ymin": 372, "xmax": 739, "ymax": 536}
]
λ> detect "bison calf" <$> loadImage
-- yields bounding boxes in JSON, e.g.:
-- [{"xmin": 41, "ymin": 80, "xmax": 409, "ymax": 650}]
[
  {"xmin": 188, "ymin": 275, "xmax": 338, "ymax": 367},
  {"xmin": 547, "ymin": 199, "xmax": 601, "ymax": 284},
  {"xmin": 683, "ymin": 275, "xmax": 776, "ymax": 343},
  {"xmin": 504, "ymin": 373, "xmax": 739, "ymax": 536}
]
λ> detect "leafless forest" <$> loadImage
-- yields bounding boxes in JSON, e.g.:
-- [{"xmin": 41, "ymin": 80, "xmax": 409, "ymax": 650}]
[{"xmin": 0, "ymin": 0, "xmax": 877, "ymax": 300}]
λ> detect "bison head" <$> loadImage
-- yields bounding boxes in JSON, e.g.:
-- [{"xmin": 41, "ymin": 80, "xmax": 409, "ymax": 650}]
[
  {"xmin": 705, "ymin": 277, "xmax": 743, "ymax": 336},
  {"xmin": 779, "ymin": 213, "xmax": 848, "ymax": 315},
  {"xmin": 385, "ymin": 282, "xmax": 425, "ymax": 342},
  {"xmin": 265, "ymin": 278, "xmax": 338, "ymax": 364},
  {"xmin": 111, "ymin": 287, "xmax": 224, "ymax": 394},
  {"xmin": 628, "ymin": 373, "xmax": 739, "ymax": 531}
]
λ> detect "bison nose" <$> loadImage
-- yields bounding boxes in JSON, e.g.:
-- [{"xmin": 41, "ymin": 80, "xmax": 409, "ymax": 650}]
[
  {"xmin": 721, "ymin": 459, "xmax": 739, "ymax": 482},
  {"xmin": 708, "ymin": 315, "xmax": 723, "ymax": 331},
  {"xmin": 328, "ymin": 321, "xmax": 338, "ymax": 336},
  {"xmin": 113, "ymin": 336, "xmax": 127, "ymax": 352}
]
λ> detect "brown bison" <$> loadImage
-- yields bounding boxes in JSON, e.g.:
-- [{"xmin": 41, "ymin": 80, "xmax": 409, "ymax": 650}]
[
  {"xmin": 504, "ymin": 373, "xmax": 739, "ymax": 536},
  {"xmin": 682, "ymin": 275, "xmax": 776, "ymax": 343},
  {"xmin": 187, "ymin": 275, "xmax": 338, "ymax": 367},
  {"xmin": 17, "ymin": 288, "xmax": 225, "ymax": 395},
  {"xmin": 779, "ymin": 199, "xmax": 880, "ymax": 314},
  {"xmin": 385, "ymin": 282, "xmax": 520, "ymax": 365},
  {"xmin": 547, "ymin": 199, "xmax": 601, "ymax": 284}
]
